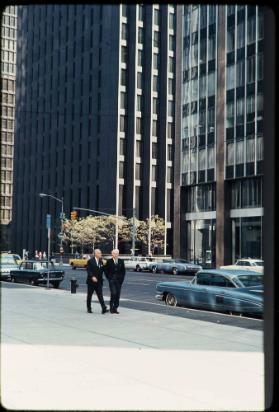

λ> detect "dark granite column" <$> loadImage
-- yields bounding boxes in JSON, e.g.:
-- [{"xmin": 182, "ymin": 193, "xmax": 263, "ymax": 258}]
[{"xmin": 215, "ymin": 6, "xmax": 231, "ymax": 266}]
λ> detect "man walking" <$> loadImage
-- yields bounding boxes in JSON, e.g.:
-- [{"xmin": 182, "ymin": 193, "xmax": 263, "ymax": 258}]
[
  {"xmin": 104, "ymin": 249, "xmax": 126, "ymax": 314},
  {"xmin": 86, "ymin": 249, "xmax": 108, "ymax": 314}
]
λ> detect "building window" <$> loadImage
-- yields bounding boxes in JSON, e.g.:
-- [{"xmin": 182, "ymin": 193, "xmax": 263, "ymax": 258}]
[
  {"xmin": 120, "ymin": 92, "xmax": 127, "ymax": 109},
  {"xmin": 135, "ymin": 163, "xmax": 141, "ymax": 180},
  {"xmin": 137, "ymin": 72, "xmax": 143, "ymax": 89},
  {"xmin": 138, "ymin": 4, "xmax": 144, "ymax": 21},
  {"xmin": 152, "ymin": 120, "xmax": 158, "ymax": 136},
  {"xmin": 119, "ymin": 161, "xmax": 125, "ymax": 178},
  {"xmin": 169, "ymin": 12, "xmax": 175, "ymax": 30},
  {"xmin": 247, "ymin": 16, "xmax": 256, "ymax": 44},
  {"xmin": 136, "ymin": 140, "xmax": 142, "ymax": 157},
  {"xmin": 122, "ymin": 4, "xmax": 128, "ymax": 17},
  {"xmin": 247, "ymin": 55, "xmax": 255, "ymax": 84},
  {"xmin": 167, "ymin": 144, "xmax": 173, "ymax": 161},
  {"xmin": 121, "ymin": 23, "xmax": 128, "ymax": 40},
  {"xmin": 154, "ymin": 8, "xmax": 160, "ymax": 26},
  {"xmin": 236, "ymin": 60, "xmax": 245, "ymax": 87},
  {"xmin": 237, "ymin": 21, "xmax": 245, "ymax": 49},
  {"xmin": 121, "ymin": 46, "xmax": 128, "ymax": 63},
  {"xmin": 227, "ymin": 27, "xmax": 235, "ymax": 52},
  {"xmin": 153, "ymin": 31, "xmax": 160, "ymax": 48},
  {"xmin": 152, "ymin": 165, "xmax": 157, "ymax": 181},
  {"xmin": 169, "ymin": 56, "xmax": 174, "ymax": 73},
  {"xmin": 169, "ymin": 34, "xmax": 175, "ymax": 51},
  {"xmin": 167, "ymin": 166, "xmax": 173, "ymax": 183},
  {"xmin": 152, "ymin": 142, "xmax": 158, "ymax": 158},
  {"xmin": 138, "ymin": 27, "xmax": 144, "ymax": 44},
  {"xmin": 136, "ymin": 117, "xmax": 142, "ymax": 134},
  {"xmin": 138, "ymin": 49, "xmax": 143, "ymax": 66},
  {"xmin": 153, "ymin": 75, "xmax": 159, "ymax": 92},
  {"xmin": 120, "ymin": 138, "xmax": 126, "ymax": 155},
  {"xmin": 121, "ymin": 69, "xmax": 127, "ymax": 86},
  {"xmin": 137, "ymin": 95, "xmax": 143, "ymax": 112},
  {"xmin": 153, "ymin": 98, "xmax": 159, "ymax": 115},
  {"xmin": 226, "ymin": 64, "xmax": 235, "ymax": 90},
  {"xmin": 153, "ymin": 53, "xmax": 159, "ymax": 70},
  {"xmin": 168, "ymin": 122, "xmax": 174, "ymax": 139},
  {"xmin": 120, "ymin": 115, "xmax": 127, "ymax": 133},
  {"xmin": 168, "ymin": 78, "xmax": 174, "ymax": 95},
  {"xmin": 168, "ymin": 100, "xmax": 174, "ymax": 117}
]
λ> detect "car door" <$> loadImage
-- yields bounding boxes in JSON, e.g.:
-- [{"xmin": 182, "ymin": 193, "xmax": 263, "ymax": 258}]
[
  {"xmin": 191, "ymin": 273, "xmax": 214, "ymax": 309},
  {"xmin": 205, "ymin": 275, "xmax": 236, "ymax": 312}
]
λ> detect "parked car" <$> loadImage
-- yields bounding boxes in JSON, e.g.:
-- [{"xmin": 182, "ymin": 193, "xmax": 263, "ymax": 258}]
[
  {"xmin": 155, "ymin": 269, "xmax": 263, "ymax": 316},
  {"xmin": 124, "ymin": 256, "xmax": 156, "ymax": 272},
  {"xmin": 150, "ymin": 259, "xmax": 202, "ymax": 275},
  {"xmin": 9, "ymin": 260, "xmax": 64, "ymax": 288},
  {"xmin": 69, "ymin": 255, "xmax": 90, "ymax": 269},
  {"xmin": 0, "ymin": 253, "xmax": 19, "ymax": 281},
  {"xmin": 220, "ymin": 258, "xmax": 263, "ymax": 273}
]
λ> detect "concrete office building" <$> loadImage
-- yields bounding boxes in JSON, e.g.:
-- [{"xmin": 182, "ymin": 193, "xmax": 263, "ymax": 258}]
[
  {"xmin": 173, "ymin": 5, "xmax": 264, "ymax": 266},
  {"xmin": 0, "ymin": 6, "xmax": 17, "ymax": 250},
  {"xmin": 13, "ymin": 5, "xmax": 177, "ymax": 254}
]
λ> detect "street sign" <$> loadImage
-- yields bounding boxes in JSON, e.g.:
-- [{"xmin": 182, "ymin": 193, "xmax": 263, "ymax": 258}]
[{"xmin": 46, "ymin": 214, "xmax": 51, "ymax": 229}]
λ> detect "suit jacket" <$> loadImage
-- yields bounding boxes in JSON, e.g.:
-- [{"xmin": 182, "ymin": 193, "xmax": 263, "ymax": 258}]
[
  {"xmin": 104, "ymin": 258, "xmax": 126, "ymax": 283},
  {"xmin": 86, "ymin": 257, "xmax": 104, "ymax": 285}
]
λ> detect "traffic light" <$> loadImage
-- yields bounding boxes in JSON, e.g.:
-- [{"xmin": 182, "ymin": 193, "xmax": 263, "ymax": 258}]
[{"xmin": 71, "ymin": 210, "xmax": 78, "ymax": 220}]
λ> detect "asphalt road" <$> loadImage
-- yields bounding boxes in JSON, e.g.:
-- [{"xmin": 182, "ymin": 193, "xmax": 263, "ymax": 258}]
[{"xmin": 59, "ymin": 266, "xmax": 263, "ymax": 331}]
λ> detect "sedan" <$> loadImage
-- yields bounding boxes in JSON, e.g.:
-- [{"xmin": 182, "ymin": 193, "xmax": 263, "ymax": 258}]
[
  {"xmin": 10, "ymin": 260, "xmax": 64, "ymax": 288},
  {"xmin": 155, "ymin": 269, "xmax": 263, "ymax": 316},
  {"xmin": 151, "ymin": 259, "xmax": 202, "ymax": 275},
  {"xmin": 0, "ymin": 254, "xmax": 19, "ymax": 281}
]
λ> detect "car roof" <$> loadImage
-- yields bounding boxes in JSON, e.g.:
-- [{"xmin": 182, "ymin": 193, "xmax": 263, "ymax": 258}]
[{"xmin": 198, "ymin": 269, "xmax": 262, "ymax": 279}]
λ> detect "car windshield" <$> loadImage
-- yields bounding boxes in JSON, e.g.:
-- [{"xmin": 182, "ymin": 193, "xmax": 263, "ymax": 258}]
[
  {"xmin": 175, "ymin": 259, "xmax": 188, "ymax": 263},
  {"xmin": 163, "ymin": 260, "xmax": 173, "ymax": 263},
  {"xmin": 33, "ymin": 262, "xmax": 54, "ymax": 270},
  {"xmin": 1, "ymin": 256, "xmax": 17, "ymax": 265},
  {"xmin": 233, "ymin": 275, "xmax": 263, "ymax": 287}
]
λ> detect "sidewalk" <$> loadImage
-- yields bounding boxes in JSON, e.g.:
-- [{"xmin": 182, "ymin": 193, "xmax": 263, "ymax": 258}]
[{"xmin": 1, "ymin": 283, "xmax": 264, "ymax": 411}]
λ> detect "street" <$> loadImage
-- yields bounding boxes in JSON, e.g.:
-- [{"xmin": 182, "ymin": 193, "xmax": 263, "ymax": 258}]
[{"xmin": 59, "ymin": 266, "xmax": 262, "ymax": 330}]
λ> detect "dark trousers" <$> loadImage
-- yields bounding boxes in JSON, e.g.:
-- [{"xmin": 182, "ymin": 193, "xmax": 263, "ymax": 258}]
[
  {"xmin": 87, "ymin": 283, "xmax": 106, "ymax": 311},
  {"xmin": 108, "ymin": 278, "xmax": 122, "ymax": 310}
]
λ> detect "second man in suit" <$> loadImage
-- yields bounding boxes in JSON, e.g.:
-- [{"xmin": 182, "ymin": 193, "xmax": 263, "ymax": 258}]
[{"xmin": 104, "ymin": 248, "xmax": 126, "ymax": 314}]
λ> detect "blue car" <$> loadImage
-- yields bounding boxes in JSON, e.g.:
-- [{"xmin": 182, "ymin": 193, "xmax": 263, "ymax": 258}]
[{"xmin": 155, "ymin": 269, "xmax": 263, "ymax": 316}]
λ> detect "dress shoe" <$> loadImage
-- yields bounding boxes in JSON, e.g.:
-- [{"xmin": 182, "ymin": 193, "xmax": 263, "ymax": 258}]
[
  {"xmin": 87, "ymin": 309, "xmax": 93, "ymax": 313},
  {"xmin": 111, "ymin": 309, "xmax": 119, "ymax": 314},
  {"xmin": 102, "ymin": 307, "xmax": 109, "ymax": 314}
]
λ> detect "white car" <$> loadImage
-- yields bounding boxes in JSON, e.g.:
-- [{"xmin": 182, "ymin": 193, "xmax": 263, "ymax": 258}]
[
  {"xmin": 124, "ymin": 256, "xmax": 155, "ymax": 272},
  {"xmin": 220, "ymin": 259, "xmax": 263, "ymax": 273}
]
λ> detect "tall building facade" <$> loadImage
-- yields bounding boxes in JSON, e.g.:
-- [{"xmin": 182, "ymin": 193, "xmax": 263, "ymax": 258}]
[
  {"xmin": 0, "ymin": 6, "xmax": 17, "ymax": 250},
  {"xmin": 13, "ymin": 5, "xmax": 177, "ymax": 255},
  {"xmin": 174, "ymin": 5, "xmax": 264, "ymax": 266}
]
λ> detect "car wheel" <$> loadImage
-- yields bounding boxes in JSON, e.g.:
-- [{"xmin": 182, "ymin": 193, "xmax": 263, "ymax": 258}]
[
  {"xmin": 165, "ymin": 293, "xmax": 177, "ymax": 307},
  {"xmin": 72, "ymin": 266, "xmax": 76, "ymax": 270},
  {"xmin": 52, "ymin": 282, "xmax": 60, "ymax": 289},
  {"xmin": 11, "ymin": 276, "xmax": 17, "ymax": 283},
  {"xmin": 172, "ymin": 267, "xmax": 178, "ymax": 275},
  {"xmin": 136, "ymin": 265, "xmax": 141, "ymax": 272},
  {"xmin": 30, "ymin": 279, "xmax": 37, "ymax": 286},
  {"xmin": 152, "ymin": 266, "xmax": 157, "ymax": 274}
]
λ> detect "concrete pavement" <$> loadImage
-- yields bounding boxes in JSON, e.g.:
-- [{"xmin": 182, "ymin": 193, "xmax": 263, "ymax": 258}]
[{"xmin": 1, "ymin": 282, "xmax": 264, "ymax": 410}]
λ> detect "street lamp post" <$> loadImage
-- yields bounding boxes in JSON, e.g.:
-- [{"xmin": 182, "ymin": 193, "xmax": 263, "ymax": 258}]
[{"xmin": 39, "ymin": 193, "xmax": 64, "ymax": 264}]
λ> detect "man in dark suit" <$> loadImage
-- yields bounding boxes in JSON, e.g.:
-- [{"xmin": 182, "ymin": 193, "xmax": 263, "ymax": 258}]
[
  {"xmin": 86, "ymin": 249, "xmax": 108, "ymax": 314},
  {"xmin": 104, "ymin": 248, "xmax": 126, "ymax": 314}
]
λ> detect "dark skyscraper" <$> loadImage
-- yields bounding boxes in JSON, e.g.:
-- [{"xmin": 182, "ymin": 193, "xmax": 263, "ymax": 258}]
[{"xmin": 13, "ymin": 5, "xmax": 177, "ymax": 254}]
